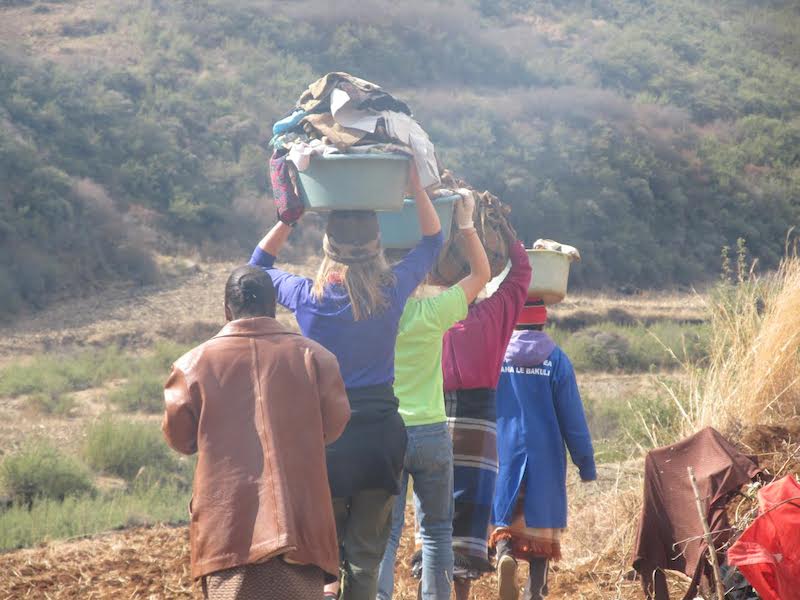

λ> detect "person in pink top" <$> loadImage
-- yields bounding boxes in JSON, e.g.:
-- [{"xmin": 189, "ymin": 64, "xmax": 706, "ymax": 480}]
[{"xmin": 440, "ymin": 224, "xmax": 532, "ymax": 600}]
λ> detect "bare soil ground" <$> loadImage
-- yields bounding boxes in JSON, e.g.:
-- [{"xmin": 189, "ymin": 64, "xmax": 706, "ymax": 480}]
[
  {"xmin": 0, "ymin": 252, "xmax": 700, "ymax": 359},
  {"xmin": 552, "ymin": 291, "xmax": 707, "ymax": 330}
]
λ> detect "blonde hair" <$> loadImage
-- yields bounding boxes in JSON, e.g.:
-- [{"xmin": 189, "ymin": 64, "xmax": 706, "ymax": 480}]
[{"xmin": 312, "ymin": 253, "xmax": 396, "ymax": 321}]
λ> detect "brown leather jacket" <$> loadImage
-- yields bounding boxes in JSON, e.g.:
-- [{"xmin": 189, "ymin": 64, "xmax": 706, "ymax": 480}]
[{"xmin": 162, "ymin": 317, "xmax": 350, "ymax": 580}]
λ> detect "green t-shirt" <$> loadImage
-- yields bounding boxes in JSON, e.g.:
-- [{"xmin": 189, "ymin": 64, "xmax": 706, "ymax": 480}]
[{"xmin": 394, "ymin": 285, "xmax": 468, "ymax": 426}]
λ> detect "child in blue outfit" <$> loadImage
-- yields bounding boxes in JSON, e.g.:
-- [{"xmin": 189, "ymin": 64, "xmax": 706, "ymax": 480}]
[{"xmin": 490, "ymin": 299, "xmax": 596, "ymax": 600}]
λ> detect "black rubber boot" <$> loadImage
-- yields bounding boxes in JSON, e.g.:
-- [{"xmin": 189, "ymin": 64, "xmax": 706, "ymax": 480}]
[{"xmin": 521, "ymin": 558, "xmax": 549, "ymax": 600}]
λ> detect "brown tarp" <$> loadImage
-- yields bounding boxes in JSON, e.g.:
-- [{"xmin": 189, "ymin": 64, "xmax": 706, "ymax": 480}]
[{"xmin": 633, "ymin": 427, "xmax": 760, "ymax": 599}]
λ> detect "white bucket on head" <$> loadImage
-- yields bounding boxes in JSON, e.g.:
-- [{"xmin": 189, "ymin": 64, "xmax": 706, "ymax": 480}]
[{"xmin": 527, "ymin": 249, "xmax": 570, "ymax": 305}]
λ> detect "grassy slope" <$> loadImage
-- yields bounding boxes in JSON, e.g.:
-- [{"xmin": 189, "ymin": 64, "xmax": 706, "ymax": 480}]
[{"xmin": 0, "ymin": 0, "xmax": 798, "ymax": 315}]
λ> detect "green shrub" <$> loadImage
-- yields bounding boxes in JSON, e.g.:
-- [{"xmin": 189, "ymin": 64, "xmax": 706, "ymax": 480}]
[
  {"xmin": 0, "ymin": 347, "xmax": 130, "ymax": 399},
  {"xmin": 584, "ymin": 388, "xmax": 680, "ymax": 462},
  {"xmin": 25, "ymin": 392, "xmax": 77, "ymax": 416},
  {"xmin": 545, "ymin": 323, "xmax": 568, "ymax": 348},
  {"xmin": 0, "ymin": 481, "xmax": 189, "ymax": 551},
  {"xmin": 0, "ymin": 443, "xmax": 94, "ymax": 505},
  {"xmin": 108, "ymin": 341, "xmax": 189, "ymax": 413},
  {"xmin": 145, "ymin": 341, "xmax": 191, "ymax": 370},
  {"xmin": 564, "ymin": 329, "xmax": 632, "ymax": 372},
  {"xmin": 84, "ymin": 418, "xmax": 174, "ymax": 480},
  {"xmin": 0, "ymin": 359, "xmax": 77, "ymax": 398},
  {"xmin": 556, "ymin": 321, "xmax": 709, "ymax": 372},
  {"xmin": 645, "ymin": 321, "xmax": 709, "ymax": 364},
  {"xmin": 0, "ymin": 342, "xmax": 187, "ymax": 414},
  {"xmin": 108, "ymin": 374, "xmax": 164, "ymax": 413}
]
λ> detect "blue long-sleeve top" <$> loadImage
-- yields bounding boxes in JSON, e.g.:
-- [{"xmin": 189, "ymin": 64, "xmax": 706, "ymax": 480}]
[
  {"xmin": 249, "ymin": 232, "xmax": 443, "ymax": 389},
  {"xmin": 493, "ymin": 330, "xmax": 596, "ymax": 529}
]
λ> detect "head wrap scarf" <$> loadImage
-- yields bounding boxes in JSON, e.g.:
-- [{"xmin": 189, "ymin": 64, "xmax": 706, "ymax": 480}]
[{"xmin": 323, "ymin": 210, "xmax": 381, "ymax": 265}]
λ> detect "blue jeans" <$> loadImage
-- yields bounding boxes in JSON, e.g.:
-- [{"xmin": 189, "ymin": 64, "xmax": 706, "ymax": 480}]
[{"xmin": 376, "ymin": 422, "xmax": 454, "ymax": 600}]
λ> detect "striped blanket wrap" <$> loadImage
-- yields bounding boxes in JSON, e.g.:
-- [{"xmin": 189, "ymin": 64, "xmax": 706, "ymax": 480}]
[{"xmin": 443, "ymin": 388, "xmax": 497, "ymax": 579}]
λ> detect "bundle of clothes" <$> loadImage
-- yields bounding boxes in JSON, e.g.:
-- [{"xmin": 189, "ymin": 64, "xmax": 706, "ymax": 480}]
[
  {"xmin": 532, "ymin": 239, "xmax": 581, "ymax": 262},
  {"xmin": 268, "ymin": 72, "xmax": 515, "ymax": 285},
  {"xmin": 429, "ymin": 170, "xmax": 513, "ymax": 285},
  {"xmin": 270, "ymin": 71, "xmax": 440, "ymax": 189}
]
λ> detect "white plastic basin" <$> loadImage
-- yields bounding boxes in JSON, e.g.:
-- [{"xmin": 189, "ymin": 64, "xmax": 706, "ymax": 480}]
[{"xmin": 526, "ymin": 249, "xmax": 571, "ymax": 305}]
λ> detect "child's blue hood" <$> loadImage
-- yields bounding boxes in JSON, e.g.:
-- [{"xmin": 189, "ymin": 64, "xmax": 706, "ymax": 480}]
[{"xmin": 505, "ymin": 330, "xmax": 556, "ymax": 367}]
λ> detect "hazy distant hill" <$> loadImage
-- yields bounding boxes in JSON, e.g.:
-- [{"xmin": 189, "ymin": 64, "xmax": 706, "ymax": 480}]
[{"xmin": 1, "ymin": 0, "xmax": 799, "ymax": 313}]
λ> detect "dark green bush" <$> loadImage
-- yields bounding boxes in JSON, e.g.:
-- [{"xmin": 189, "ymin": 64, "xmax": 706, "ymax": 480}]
[
  {"xmin": 83, "ymin": 418, "xmax": 174, "ymax": 480},
  {"xmin": 0, "ymin": 443, "xmax": 94, "ymax": 505}
]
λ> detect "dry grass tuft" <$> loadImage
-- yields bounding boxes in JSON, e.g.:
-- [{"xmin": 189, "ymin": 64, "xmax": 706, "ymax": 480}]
[
  {"xmin": 741, "ymin": 258, "xmax": 800, "ymax": 422},
  {"xmin": 660, "ymin": 256, "xmax": 800, "ymax": 435}
]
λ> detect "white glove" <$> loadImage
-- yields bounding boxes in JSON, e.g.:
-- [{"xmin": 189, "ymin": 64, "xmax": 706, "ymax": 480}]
[{"xmin": 454, "ymin": 188, "xmax": 476, "ymax": 230}]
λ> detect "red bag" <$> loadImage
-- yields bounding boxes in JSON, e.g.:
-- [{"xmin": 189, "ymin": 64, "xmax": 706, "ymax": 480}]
[{"xmin": 728, "ymin": 476, "xmax": 800, "ymax": 600}]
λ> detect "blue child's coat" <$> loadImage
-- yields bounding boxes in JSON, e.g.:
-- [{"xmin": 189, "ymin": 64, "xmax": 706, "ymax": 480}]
[{"xmin": 492, "ymin": 330, "xmax": 596, "ymax": 529}]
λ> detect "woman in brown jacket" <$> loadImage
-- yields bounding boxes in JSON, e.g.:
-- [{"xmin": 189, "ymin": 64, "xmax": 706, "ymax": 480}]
[{"xmin": 162, "ymin": 265, "xmax": 352, "ymax": 600}]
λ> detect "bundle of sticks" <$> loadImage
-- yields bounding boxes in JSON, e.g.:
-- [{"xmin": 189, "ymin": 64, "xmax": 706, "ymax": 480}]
[{"xmin": 429, "ymin": 170, "xmax": 514, "ymax": 286}]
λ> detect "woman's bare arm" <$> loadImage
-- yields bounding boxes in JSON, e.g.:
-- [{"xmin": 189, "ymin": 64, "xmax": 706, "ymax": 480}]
[{"xmin": 257, "ymin": 221, "xmax": 293, "ymax": 256}]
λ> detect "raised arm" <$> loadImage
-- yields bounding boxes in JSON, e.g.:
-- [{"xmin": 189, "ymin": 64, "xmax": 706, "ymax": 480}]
[
  {"xmin": 468, "ymin": 227, "xmax": 532, "ymax": 325},
  {"xmin": 409, "ymin": 162, "xmax": 441, "ymax": 237},
  {"xmin": 453, "ymin": 191, "xmax": 490, "ymax": 303},
  {"xmin": 497, "ymin": 224, "xmax": 533, "ymax": 301},
  {"xmin": 259, "ymin": 146, "xmax": 306, "ymax": 258},
  {"xmin": 391, "ymin": 164, "xmax": 444, "ymax": 299},
  {"xmin": 250, "ymin": 227, "xmax": 308, "ymax": 312},
  {"xmin": 257, "ymin": 221, "xmax": 294, "ymax": 257},
  {"xmin": 248, "ymin": 149, "xmax": 311, "ymax": 311}
]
